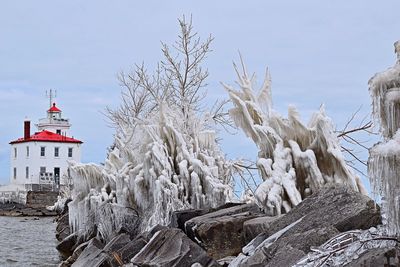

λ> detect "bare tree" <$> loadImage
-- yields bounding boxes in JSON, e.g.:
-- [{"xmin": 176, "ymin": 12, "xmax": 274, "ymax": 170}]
[
  {"xmin": 335, "ymin": 106, "xmax": 377, "ymax": 177},
  {"xmin": 106, "ymin": 16, "xmax": 218, "ymax": 134},
  {"xmin": 161, "ymin": 16, "xmax": 213, "ymax": 117}
]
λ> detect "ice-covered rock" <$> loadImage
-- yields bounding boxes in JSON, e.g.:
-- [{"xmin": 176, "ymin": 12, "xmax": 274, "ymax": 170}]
[
  {"xmin": 294, "ymin": 226, "xmax": 399, "ymax": 266},
  {"xmin": 229, "ymin": 185, "xmax": 381, "ymax": 266},
  {"xmin": 130, "ymin": 228, "xmax": 219, "ymax": 267},
  {"xmin": 223, "ymin": 62, "xmax": 366, "ymax": 215}
]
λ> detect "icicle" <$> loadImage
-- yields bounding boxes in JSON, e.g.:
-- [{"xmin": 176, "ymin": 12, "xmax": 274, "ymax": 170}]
[
  {"xmin": 368, "ymin": 41, "xmax": 400, "ymax": 236},
  {"xmin": 223, "ymin": 61, "xmax": 366, "ymax": 215},
  {"xmin": 67, "ymin": 101, "xmax": 234, "ymax": 238}
]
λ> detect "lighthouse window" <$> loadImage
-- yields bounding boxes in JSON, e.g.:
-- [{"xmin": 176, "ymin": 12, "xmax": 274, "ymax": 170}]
[
  {"xmin": 40, "ymin": 146, "xmax": 46, "ymax": 157},
  {"xmin": 25, "ymin": 166, "xmax": 29, "ymax": 179},
  {"xmin": 14, "ymin": 147, "xmax": 17, "ymax": 158},
  {"xmin": 68, "ymin": 147, "xmax": 73, "ymax": 158},
  {"xmin": 56, "ymin": 129, "xmax": 61, "ymax": 135},
  {"xmin": 26, "ymin": 146, "xmax": 29, "ymax": 157},
  {"xmin": 40, "ymin": 166, "xmax": 46, "ymax": 175},
  {"xmin": 54, "ymin": 147, "xmax": 60, "ymax": 157},
  {"xmin": 13, "ymin": 168, "xmax": 16, "ymax": 179}
]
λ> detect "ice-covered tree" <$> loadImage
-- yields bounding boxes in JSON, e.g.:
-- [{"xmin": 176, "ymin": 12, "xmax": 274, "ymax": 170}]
[
  {"xmin": 68, "ymin": 17, "xmax": 233, "ymax": 241},
  {"xmin": 368, "ymin": 40, "xmax": 400, "ymax": 236},
  {"xmin": 223, "ymin": 58, "xmax": 367, "ymax": 216}
]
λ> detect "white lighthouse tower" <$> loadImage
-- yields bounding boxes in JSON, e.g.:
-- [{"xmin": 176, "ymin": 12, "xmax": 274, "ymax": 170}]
[{"xmin": 9, "ymin": 93, "xmax": 82, "ymax": 191}]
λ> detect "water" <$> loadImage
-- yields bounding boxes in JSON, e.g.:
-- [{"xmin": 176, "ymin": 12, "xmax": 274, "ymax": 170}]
[{"xmin": 0, "ymin": 216, "xmax": 60, "ymax": 267}]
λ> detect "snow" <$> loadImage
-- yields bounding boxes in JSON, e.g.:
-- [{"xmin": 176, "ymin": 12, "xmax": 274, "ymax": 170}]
[
  {"xmin": 223, "ymin": 62, "xmax": 366, "ymax": 215},
  {"xmin": 368, "ymin": 41, "xmax": 400, "ymax": 236}
]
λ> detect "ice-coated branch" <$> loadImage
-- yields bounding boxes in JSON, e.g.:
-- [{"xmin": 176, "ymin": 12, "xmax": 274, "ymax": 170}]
[
  {"xmin": 223, "ymin": 59, "xmax": 366, "ymax": 215},
  {"xmin": 368, "ymin": 41, "xmax": 400, "ymax": 236}
]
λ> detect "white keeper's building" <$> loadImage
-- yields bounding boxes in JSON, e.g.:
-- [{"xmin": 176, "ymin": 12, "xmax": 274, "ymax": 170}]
[{"xmin": 9, "ymin": 102, "xmax": 82, "ymax": 190}]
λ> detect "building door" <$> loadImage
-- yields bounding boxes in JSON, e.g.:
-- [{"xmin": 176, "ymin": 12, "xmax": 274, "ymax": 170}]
[{"xmin": 54, "ymin": 167, "xmax": 60, "ymax": 186}]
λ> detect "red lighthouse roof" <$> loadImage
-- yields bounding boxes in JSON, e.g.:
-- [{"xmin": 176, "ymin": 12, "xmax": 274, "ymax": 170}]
[
  {"xmin": 10, "ymin": 130, "xmax": 82, "ymax": 144},
  {"xmin": 48, "ymin": 103, "xmax": 61, "ymax": 112}
]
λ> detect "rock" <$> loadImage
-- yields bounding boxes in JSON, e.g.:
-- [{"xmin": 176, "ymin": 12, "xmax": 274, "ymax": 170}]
[
  {"xmin": 103, "ymin": 233, "xmax": 131, "ymax": 252},
  {"xmin": 217, "ymin": 256, "xmax": 236, "ymax": 266},
  {"xmin": 169, "ymin": 203, "xmax": 244, "ymax": 232},
  {"xmin": 59, "ymin": 240, "xmax": 90, "ymax": 267},
  {"xmin": 261, "ymin": 186, "xmax": 381, "ymax": 238},
  {"xmin": 169, "ymin": 209, "xmax": 209, "ymax": 231},
  {"xmin": 72, "ymin": 238, "xmax": 109, "ymax": 267},
  {"xmin": 344, "ymin": 247, "xmax": 400, "ymax": 267},
  {"xmin": 131, "ymin": 228, "xmax": 219, "ymax": 267},
  {"xmin": 113, "ymin": 236, "xmax": 148, "ymax": 265},
  {"xmin": 243, "ymin": 216, "xmax": 279, "ymax": 243},
  {"xmin": 56, "ymin": 212, "xmax": 70, "ymax": 242},
  {"xmin": 235, "ymin": 226, "xmax": 339, "ymax": 266},
  {"xmin": 230, "ymin": 185, "xmax": 381, "ymax": 266},
  {"xmin": 102, "ymin": 234, "xmax": 131, "ymax": 266},
  {"xmin": 185, "ymin": 203, "xmax": 262, "ymax": 259},
  {"xmin": 26, "ymin": 191, "xmax": 59, "ymax": 209},
  {"xmin": 57, "ymin": 232, "xmax": 79, "ymax": 259},
  {"xmin": 141, "ymin": 224, "xmax": 169, "ymax": 241}
]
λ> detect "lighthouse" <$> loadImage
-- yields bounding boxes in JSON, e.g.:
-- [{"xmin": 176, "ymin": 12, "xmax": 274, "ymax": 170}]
[{"xmin": 9, "ymin": 99, "xmax": 82, "ymax": 191}]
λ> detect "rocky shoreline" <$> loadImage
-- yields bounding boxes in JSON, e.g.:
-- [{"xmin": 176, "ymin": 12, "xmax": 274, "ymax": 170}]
[
  {"xmin": 54, "ymin": 186, "xmax": 400, "ymax": 266},
  {"xmin": 0, "ymin": 202, "xmax": 57, "ymax": 217}
]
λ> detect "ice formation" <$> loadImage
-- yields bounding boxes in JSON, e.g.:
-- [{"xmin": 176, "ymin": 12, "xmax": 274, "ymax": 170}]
[
  {"xmin": 294, "ymin": 226, "xmax": 398, "ymax": 266},
  {"xmin": 368, "ymin": 40, "xmax": 400, "ymax": 236},
  {"xmin": 223, "ymin": 62, "xmax": 366, "ymax": 215},
  {"xmin": 67, "ymin": 103, "xmax": 233, "ymax": 241}
]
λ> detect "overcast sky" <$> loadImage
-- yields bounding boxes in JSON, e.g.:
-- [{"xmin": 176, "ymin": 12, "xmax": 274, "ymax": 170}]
[{"xmin": 0, "ymin": 1, "xmax": 399, "ymax": 188}]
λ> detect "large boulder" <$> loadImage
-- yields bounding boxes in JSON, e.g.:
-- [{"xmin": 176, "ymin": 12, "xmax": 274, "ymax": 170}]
[
  {"xmin": 115, "ymin": 236, "xmax": 148, "ymax": 265},
  {"xmin": 260, "ymin": 185, "xmax": 381, "ymax": 238},
  {"xmin": 71, "ymin": 238, "xmax": 108, "ymax": 267},
  {"xmin": 56, "ymin": 232, "xmax": 79, "ymax": 259},
  {"xmin": 185, "ymin": 204, "xmax": 262, "ymax": 259},
  {"xmin": 234, "ymin": 226, "xmax": 339, "ymax": 266},
  {"xmin": 169, "ymin": 209, "xmax": 209, "ymax": 231},
  {"xmin": 59, "ymin": 240, "xmax": 90, "ymax": 267},
  {"xmin": 56, "ymin": 212, "xmax": 70, "ymax": 242},
  {"xmin": 131, "ymin": 228, "xmax": 219, "ymax": 267},
  {"xmin": 230, "ymin": 185, "xmax": 381, "ymax": 266},
  {"xmin": 243, "ymin": 216, "xmax": 280, "ymax": 243}
]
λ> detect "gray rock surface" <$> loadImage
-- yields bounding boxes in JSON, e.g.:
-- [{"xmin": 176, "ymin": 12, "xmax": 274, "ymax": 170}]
[
  {"xmin": 243, "ymin": 216, "xmax": 279, "ymax": 243},
  {"xmin": 185, "ymin": 204, "xmax": 262, "ymax": 259},
  {"xmin": 131, "ymin": 228, "xmax": 219, "ymax": 267},
  {"xmin": 262, "ymin": 185, "xmax": 381, "ymax": 238},
  {"xmin": 237, "ymin": 226, "xmax": 339, "ymax": 266},
  {"xmin": 230, "ymin": 186, "xmax": 381, "ymax": 266},
  {"xmin": 56, "ymin": 232, "xmax": 79, "ymax": 259},
  {"xmin": 59, "ymin": 240, "xmax": 90, "ymax": 267},
  {"xmin": 116, "ymin": 236, "xmax": 148, "ymax": 265},
  {"xmin": 169, "ymin": 209, "xmax": 209, "ymax": 231},
  {"xmin": 56, "ymin": 212, "xmax": 70, "ymax": 242},
  {"xmin": 71, "ymin": 238, "xmax": 108, "ymax": 267}
]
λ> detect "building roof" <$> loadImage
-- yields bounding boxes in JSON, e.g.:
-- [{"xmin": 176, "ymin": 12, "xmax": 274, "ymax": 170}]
[
  {"xmin": 10, "ymin": 130, "xmax": 83, "ymax": 144},
  {"xmin": 48, "ymin": 103, "xmax": 61, "ymax": 112}
]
